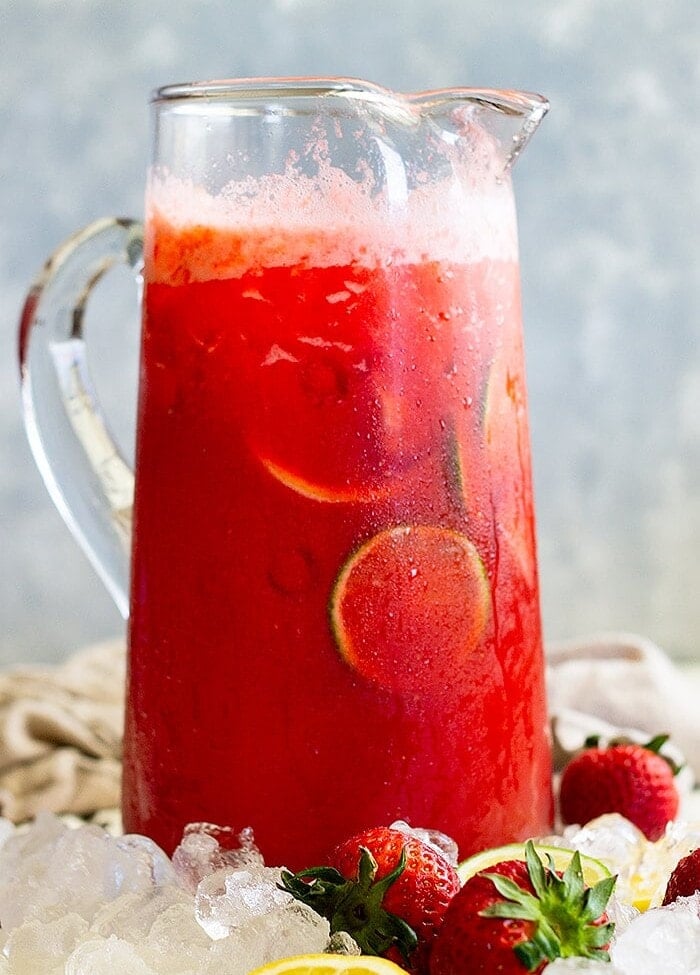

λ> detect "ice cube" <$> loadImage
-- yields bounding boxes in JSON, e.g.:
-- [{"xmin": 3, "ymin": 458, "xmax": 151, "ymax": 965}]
[
  {"xmin": 604, "ymin": 893, "xmax": 640, "ymax": 936},
  {"xmin": 115, "ymin": 834, "xmax": 179, "ymax": 888},
  {"xmin": 142, "ymin": 902, "xmax": 215, "ymax": 974},
  {"xmin": 642, "ymin": 819, "xmax": 700, "ymax": 907},
  {"xmin": 0, "ymin": 812, "xmax": 176, "ymax": 932},
  {"xmin": 195, "ymin": 865, "xmax": 291, "ymax": 940},
  {"xmin": 562, "ymin": 815, "xmax": 647, "ymax": 883},
  {"xmin": 172, "ymin": 830, "xmax": 221, "ymax": 893},
  {"xmin": 64, "ymin": 935, "xmax": 158, "ymax": 975},
  {"xmin": 612, "ymin": 894, "xmax": 700, "ymax": 975},
  {"xmin": 3, "ymin": 913, "xmax": 88, "ymax": 974},
  {"xmin": 205, "ymin": 900, "xmax": 331, "ymax": 975},
  {"xmin": 172, "ymin": 822, "xmax": 263, "ymax": 893},
  {"xmin": 0, "ymin": 809, "xmax": 65, "ymax": 872},
  {"xmin": 90, "ymin": 884, "xmax": 193, "ymax": 941},
  {"xmin": 389, "ymin": 820, "xmax": 459, "ymax": 866},
  {"xmin": 543, "ymin": 959, "xmax": 622, "ymax": 973},
  {"xmin": 613, "ymin": 818, "xmax": 700, "ymax": 910}
]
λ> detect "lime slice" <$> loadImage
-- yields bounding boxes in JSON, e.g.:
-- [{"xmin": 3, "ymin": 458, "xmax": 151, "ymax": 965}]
[
  {"xmin": 479, "ymin": 331, "xmax": 537, "ymax": 589},
  {"xmin": 249, "ymin": 955, "xmax": 407, "ymax": 975},
  {"xmin": 457, "ymin": 843, "xmax": 612, "ymax": 888},
  {"xmin": 330, "ymin": 525, "xmax": 491, "ymax": 694},
  {"xmin": 260, "ymin": 456, "xmax": 393, "ymax": 504}
]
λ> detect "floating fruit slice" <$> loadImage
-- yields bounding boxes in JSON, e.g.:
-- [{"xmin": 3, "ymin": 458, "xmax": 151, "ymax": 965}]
[
  {"xmin": 249, "ymin": 955, "xmax": 407, "ymax": 975},
  {"xmin": 260, "ymin": 456, "xmax": 394, "ymax": 504},
  {"xmin": 238, "ymin": 263, "xmax": 434, "ymax": 504},
  {"xmin": 456, "ymin": 843, "xmax": 612, "ymax": 888},
  {"xmin": 481, "ymin": 328, "xmax": 531, "ymax": 497},
  {"xmin": 250, "ymin": 342, "xmax": 395, "ymax": 502},
  {"xmin": 455, "ymin": 312, "xmax": 537, "ymax": 589},
  {"xmin": 330, "ymin": 525, "xmax": 490, "ymax": 694}
]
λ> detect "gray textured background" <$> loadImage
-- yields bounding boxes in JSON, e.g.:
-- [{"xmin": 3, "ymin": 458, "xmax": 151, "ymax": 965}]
[{"xmin": 2, "ymin": 0, "xmax": 700, "ymax": 665}]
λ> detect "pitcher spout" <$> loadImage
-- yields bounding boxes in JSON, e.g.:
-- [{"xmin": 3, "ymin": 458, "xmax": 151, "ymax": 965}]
[{"xmin": 412, "ymin": 87, "xmax": 549, "ymax": 172}]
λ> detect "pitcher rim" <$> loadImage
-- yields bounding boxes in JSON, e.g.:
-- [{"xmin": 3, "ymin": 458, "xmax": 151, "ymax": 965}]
[{"xmin": 152, "ymin": 76, "xmax": 549, "ymax": 121}]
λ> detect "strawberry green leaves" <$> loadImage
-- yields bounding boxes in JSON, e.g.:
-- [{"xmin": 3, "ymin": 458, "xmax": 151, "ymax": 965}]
[
  {"xmin": 479, "ymin": 841, "xmax": 616, "ymax": 972},
  {"xmin": 280, "ymin": 846, "xmax": 419, "ymax": 962}
]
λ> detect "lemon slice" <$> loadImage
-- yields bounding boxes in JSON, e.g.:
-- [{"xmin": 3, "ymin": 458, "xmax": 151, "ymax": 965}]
[
  {"xmin": 248, "ymin": 955, "xmax": 407, "ymax": 975},
  {"xmin": 457, "ymin": 843, "xmax": 612, "ymax": 887}
]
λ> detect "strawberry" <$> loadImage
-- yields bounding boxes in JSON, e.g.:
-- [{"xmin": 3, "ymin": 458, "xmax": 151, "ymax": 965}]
[
  {"xmin": 279, "ymin": 824, "xmax": 460, "ymax": 973},
  {"xmin": 429, "ymin": 841, "xmax": 615, "ymax": 975},
  {"xmin": 558, "ymin": 734, "xmax": 681, "ymax": 841},
  {"xmin": 662, "ymin": 847, "xmax": 700, "ymax": 904}
]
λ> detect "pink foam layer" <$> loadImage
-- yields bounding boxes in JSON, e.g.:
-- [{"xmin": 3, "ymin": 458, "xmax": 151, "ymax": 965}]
[{"xmin": 146, "ymin": 167, "xmax": 519, "ymax": 284}]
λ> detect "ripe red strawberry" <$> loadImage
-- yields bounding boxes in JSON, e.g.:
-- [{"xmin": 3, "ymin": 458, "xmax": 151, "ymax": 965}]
[
  {"xmin": 280, "ymin": 825, "xmax": 460, "ymax": 973},
  {"xmin": 662, "ymin": 847, "xmax": 700, "ymax": 904},
  {"xmin": 429, "ymin": 842, "xmax": 615, "ymax": 975},
  {"xmin": 558, "ymin": 734, "xmax": 681, "ymax": 841}
]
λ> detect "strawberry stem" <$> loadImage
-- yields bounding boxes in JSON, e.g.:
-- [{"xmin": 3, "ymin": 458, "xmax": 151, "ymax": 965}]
[
  {"xmin": 280, "ymin": 845, "xmax": 419, "ymax": 962},
  {"xmin": 643, "ymin": 734, "xmax": 684, "ymax": 776}
]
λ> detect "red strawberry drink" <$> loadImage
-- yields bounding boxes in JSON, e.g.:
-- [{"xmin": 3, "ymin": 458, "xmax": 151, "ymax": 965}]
[{"xmin": 123, "ymin": 157, "xmax": 552, "ymax": 867}]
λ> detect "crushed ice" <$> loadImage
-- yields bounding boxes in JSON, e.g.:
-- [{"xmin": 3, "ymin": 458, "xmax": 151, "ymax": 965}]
[
  {"xmin": 0, "ymin": 812, "xmax": 331, "ymax": 975},
  {"xmin": 2, "ymin": 812, "xmax": 700, "ymax": 973}
]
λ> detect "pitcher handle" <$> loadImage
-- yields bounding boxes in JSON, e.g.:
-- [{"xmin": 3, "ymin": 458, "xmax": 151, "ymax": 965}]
[{"xmin": 18, "ymin": 218, "xmax": 144, "ymax": 618}]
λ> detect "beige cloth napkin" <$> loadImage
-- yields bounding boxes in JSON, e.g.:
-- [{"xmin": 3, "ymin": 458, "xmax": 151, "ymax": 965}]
[
  {"xmin": 0, "ymin": 639, "xmax": 124, "ymax": 822},
  {"xmin": 0, "ymin": 631, "xmax": 697, "ymax": 822},
  {"xmin": 547, "ymin": 631, "xmax": 700, "ymax": 782}
]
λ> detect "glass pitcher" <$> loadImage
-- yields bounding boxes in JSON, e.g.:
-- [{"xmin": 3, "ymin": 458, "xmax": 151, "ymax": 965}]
[{"xmin": 19, "ymin": 77, "xmax": 552, "ymax": 868}]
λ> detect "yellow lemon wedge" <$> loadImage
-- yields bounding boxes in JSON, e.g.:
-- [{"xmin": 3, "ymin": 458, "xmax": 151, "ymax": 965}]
[
  {"xmin": 457, "ymin": 843, "xmax": 612, "ymax": 888},
  {"xmin": 248, "ymin": 956, "xmax": 407, "ymax": 975}
]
